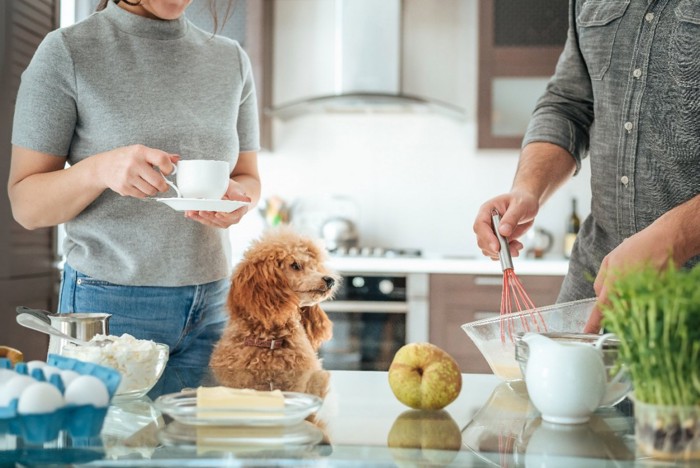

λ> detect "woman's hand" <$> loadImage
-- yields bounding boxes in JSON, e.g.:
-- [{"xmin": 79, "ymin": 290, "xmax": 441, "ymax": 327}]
[
  {"xmin": 94, "ymin": 144, "xmax": 178, "ymax": 198},
  {"xmin": 184, "ymin": 180, "xmax": 253, "ymax": 229},
  {"xmin": 473, "ymin": 190, "xmax": 540, "ymax": 260},
  {"xmin": 8, "ymin": 144, "xmax": 179, "ymax": 229}
]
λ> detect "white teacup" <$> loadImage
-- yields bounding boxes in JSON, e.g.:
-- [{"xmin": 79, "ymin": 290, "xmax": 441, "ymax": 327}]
[{"xmin": 163, "ymin": 160, "xmax": 230, "ymax": 199}]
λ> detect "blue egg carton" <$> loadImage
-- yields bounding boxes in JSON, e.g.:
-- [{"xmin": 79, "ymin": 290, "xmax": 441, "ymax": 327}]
[{"xmin": 0, "ymin": 354, "xmax": 121, "ymax": 444}]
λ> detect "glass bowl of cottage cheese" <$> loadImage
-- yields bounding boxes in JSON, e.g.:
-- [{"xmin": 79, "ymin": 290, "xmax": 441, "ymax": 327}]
[{"xmin": 61, "ymin": 334, "xmax": 169, "ymax": 399}]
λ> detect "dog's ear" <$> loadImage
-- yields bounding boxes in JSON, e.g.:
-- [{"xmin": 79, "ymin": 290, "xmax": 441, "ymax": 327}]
[
  {"xmin": 229, "ymin": 257, "xmax": 297, "ymax": 329},
  {"xmin": 300, "ymin": 304, "xmax": 333, "ymax": 351}
]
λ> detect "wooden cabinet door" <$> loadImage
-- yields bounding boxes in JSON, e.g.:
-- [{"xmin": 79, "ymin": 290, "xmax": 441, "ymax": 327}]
[
  {"xmin": 0, "ymin": 0, "xmax": 60, "ymax": 361},
  {"xmin": 478, "ymin": 0, "xmax": 568, "ymax": 148},
  {"xmin": 429, "ymin": 273, "xmax": 564, "ymax": 374}
]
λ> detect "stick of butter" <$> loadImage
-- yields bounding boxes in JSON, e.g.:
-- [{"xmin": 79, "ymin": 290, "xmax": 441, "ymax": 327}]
[{"xmin": 196, "ymin": 386, "xmax": 285, "ymax": 420}]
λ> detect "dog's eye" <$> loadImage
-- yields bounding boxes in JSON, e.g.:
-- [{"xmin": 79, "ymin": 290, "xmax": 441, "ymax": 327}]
[{"xmin": 291, "ymin": 261, "xmax": 302, "ymax": 271}]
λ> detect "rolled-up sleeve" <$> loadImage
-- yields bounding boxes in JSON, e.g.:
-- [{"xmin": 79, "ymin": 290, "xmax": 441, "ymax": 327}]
[{"xmin": 522, "ymin": 0, "xmax": 594, "ymax": 174}]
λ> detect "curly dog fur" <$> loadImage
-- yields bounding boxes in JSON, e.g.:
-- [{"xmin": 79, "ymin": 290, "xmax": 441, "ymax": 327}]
[{"xmin": 210, "ymin": 227, "xmax": 338, "ymax": 379}]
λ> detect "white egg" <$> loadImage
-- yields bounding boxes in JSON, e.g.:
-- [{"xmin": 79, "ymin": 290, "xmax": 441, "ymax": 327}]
[
  {"xmin": 0, "ymin": 375, "xmax": 36, "ymax": 406},
  {"xmin": 17, "ymin": 382, "xmax": 64, "ymax": 414},
  {"xmin": 59, "ymin": 369, "xmax": 80, "ymax": 388},
  {"xmin": 0, "ymin": 369, "xmax": 18, "ymax": 389},
  {"xmin": 65, "ymin": 375, "xmax": 109, "ymax": 408}
]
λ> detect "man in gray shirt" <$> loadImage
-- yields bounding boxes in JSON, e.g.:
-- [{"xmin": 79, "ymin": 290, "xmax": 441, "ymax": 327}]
[{"xmin": 473, "ymin": 0, "xmax": 700, "ymax": 332}]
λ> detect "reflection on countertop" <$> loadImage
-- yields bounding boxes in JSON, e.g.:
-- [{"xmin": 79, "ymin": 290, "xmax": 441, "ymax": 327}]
[{"xmin": 0, "ymin": 370, "xmax": 654, "ymax": 467}]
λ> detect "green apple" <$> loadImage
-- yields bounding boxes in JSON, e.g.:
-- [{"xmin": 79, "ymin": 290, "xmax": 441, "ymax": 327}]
[
  {"xmin": 387, "ymin": 409, "xmax": 462, "ymax": 465},
  {"xmin": 388, "ymin": 342, "xmax": 462, "ymax": 410}
]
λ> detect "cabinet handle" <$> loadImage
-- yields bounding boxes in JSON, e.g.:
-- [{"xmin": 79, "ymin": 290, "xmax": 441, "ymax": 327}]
[
  {"xmin": 474, "ymin": 311, "xmax": 500, "ymax": 321},
  {"xmin": 474, "ymin": 276, "xmax": 503, "ymax": 286}
]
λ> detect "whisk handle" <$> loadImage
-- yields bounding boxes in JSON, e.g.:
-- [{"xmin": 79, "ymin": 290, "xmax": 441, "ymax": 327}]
[{"xmin": 491, "ymin": 210, "xmax": 514, "ymax": 271}]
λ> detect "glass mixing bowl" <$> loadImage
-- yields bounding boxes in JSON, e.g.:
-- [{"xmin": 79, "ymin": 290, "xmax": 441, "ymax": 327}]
[
  {"xmin": 461, "ymin": 298, "xmax": 596, "ymax": 381},
  {"xmin": 461, "ymin": 298, "xmax": 632, "ymax": 407},
  {"xmin": 62, "ymin": 340, "xmax": 169, "ymax": 399}
]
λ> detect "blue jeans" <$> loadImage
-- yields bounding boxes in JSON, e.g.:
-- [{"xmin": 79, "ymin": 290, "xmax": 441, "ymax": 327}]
[{"xmin": 58, "ymin": 263, "xmax": 228, "ymax": 379}]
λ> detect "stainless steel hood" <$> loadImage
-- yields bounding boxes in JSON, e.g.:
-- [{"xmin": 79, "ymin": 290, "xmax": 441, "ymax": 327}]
[{"xmin": 270, "ymin": 0, "xmax": 467, "ymax": 120}]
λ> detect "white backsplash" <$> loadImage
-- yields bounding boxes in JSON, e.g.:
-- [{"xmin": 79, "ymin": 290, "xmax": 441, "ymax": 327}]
[
  {"xmin": 229, "ymin": 0, "xmax": 591, "ymax": 260},
  {"xmin": 229, "ymin": 112, "xmax": 592, "ymax": 260}
]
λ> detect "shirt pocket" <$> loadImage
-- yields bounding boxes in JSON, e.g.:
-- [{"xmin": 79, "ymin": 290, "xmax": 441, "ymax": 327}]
[
  {"xmin": 670, "ymin": 0, "xmax": 700, "ymax": 88},
  {"xmin": 576, "ymin": 0, "xmax": 630, "ymax": 80}
]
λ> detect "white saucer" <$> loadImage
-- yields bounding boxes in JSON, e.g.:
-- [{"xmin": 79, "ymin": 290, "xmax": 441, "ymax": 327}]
[{"xmin": 155, "ymin": 198, "xmax": 249, "ymax": 213}]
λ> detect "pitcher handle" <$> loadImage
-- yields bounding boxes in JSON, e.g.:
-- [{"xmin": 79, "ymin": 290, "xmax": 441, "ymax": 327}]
[
  {"xmin": 539, "ymin": 228, "xmax": 554, "ymax": 254},
  {"xmin": 593, "ymin": 332, "xmax": 617, "ymax": 349},
  {"xmin": 594, "ymin": 333, "xmax": 627, "ymax": 387}
]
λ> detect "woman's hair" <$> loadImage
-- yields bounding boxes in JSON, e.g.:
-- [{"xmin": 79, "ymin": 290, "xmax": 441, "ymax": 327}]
[{"xmin": 95, "ymin": 0, "xmax": 235, "ymax": 34}]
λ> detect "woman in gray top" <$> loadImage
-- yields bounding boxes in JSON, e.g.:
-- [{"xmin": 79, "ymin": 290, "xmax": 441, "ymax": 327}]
[
  {"xmin": 473, "ymin": 0, "xmax": 700, "ymax": 332},
  {"xmin": 8, "ymin": 0, "xmax": 260, "ymax": 372}
]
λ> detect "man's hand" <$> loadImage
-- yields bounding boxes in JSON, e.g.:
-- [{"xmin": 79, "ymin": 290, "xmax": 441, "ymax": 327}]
[
  {"xmin": 584, "ymin": 222, "xmax": 681, "ymax": 333},
  {"xmin": 473, "ymin": 191, "xmax": 540, "ymax": 260}
]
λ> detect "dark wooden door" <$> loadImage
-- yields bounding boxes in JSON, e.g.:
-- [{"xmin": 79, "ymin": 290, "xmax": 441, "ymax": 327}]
[{"xmin": 0, "ymin": 0, "xmax": 60, "ymax": 360}]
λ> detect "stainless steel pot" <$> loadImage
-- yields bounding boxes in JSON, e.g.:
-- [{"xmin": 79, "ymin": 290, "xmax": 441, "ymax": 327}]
[{"xmin": 321, "ymin": 217, "xmax": 359, "ymax": 251}]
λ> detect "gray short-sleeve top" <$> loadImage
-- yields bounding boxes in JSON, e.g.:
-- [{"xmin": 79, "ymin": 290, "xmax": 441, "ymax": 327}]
[{"xmin": 12, "ymin": 1, "xmax": 260, "ymax": 286}]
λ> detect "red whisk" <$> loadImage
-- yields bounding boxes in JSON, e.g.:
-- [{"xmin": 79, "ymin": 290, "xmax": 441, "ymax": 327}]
[{"xmin": 491, "ymin": 209, "xmax": 546, "ymax": 342}]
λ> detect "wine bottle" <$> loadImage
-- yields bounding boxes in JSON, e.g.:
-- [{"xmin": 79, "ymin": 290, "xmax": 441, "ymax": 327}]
[{"xmin": 564, "ymin": 198, "xmax": 580, "ymax": 258}]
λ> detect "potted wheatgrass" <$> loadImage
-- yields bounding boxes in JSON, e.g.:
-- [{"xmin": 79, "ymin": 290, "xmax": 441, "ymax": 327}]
[{"xmin": 601, "ymin": 262, "xmax": 700, "ymax": 461}]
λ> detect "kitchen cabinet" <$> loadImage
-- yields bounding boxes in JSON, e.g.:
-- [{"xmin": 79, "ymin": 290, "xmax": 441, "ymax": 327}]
[
  {"xmin": 477, "ymin": 0, "xmax": 567, "ymax": 149},
  {"xmin": 183, "ymin": 0, "xmax": 274, "ymax": 150},
  {"xmin": 429, "ymin": 273, "xmax": 564, "ymax": 373},
  {"xmin": 242, "ymin": 0, "xmax": 273, "ymax": 151},
  {"xmin": 0, "ymin": 0, "xmax": 60, "ymax": 360}
]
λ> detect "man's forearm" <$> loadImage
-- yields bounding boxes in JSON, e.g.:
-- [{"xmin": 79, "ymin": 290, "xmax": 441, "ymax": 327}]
[
  {"xmin": 511, "ymin": 142, "xmax": 578, "ymax": 204},
  {"xmin": 653, "ymin": 194, "xmax": 700, "ymax": 264}
]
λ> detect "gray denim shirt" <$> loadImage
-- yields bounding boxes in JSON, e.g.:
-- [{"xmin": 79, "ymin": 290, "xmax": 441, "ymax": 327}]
[{"xmin": 523, "ymin": 0, "xmax": 700, "ymax": 301}]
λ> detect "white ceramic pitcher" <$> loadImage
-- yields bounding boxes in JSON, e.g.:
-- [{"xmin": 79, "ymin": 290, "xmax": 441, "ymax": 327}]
[{"xmin": 522, "ymin": 332, "xmax": 622, "ymax": 424}]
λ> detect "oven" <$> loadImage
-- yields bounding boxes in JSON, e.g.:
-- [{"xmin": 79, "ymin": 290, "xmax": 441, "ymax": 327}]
[{"xmin": 319, "ymin": 273, "xmax": 428, "ymax": 370}]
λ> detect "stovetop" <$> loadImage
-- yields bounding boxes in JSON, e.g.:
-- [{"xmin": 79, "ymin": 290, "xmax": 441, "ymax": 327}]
[{"xmin": 329, "ymin": 246, "xmax": 422, "ymax": 258}]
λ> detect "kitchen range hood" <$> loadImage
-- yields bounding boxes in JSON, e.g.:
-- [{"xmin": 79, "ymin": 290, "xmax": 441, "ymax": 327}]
[{"xmin": 270, "ymin": 0, "xmax": 467, "ymax": 120}]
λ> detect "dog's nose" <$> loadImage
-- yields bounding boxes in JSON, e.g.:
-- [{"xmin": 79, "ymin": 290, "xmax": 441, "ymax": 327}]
[{"xmin": 323, "ymin": 276, "xmax": 335, "ymax": 289}]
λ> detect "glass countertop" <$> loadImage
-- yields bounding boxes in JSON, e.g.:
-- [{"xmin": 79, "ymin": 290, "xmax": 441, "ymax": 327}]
[{"xmin": 0, "ymin": 368, "xmax": 682, "ymax": 467}]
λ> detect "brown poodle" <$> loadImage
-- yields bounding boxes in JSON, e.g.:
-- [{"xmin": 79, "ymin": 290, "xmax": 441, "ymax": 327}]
[{"xmin": 210, "ymin": 227, "xmax": 339, "ymax": 377}]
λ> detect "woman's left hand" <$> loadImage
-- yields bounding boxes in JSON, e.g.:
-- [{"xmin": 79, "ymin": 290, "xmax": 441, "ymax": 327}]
[{"xmin": 184, "ymin": 180, "xmax": 253, "ymax": 229}]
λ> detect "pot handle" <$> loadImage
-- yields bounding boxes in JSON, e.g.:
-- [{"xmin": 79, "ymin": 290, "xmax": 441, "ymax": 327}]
[{"xmin": 15, "ymin": 306, "xmax": 55, "ymax": 324}]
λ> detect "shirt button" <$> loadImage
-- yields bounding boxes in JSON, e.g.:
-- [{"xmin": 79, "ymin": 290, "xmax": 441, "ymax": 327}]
[
  {"xmin": 645, "ymin": 12, "xmax": 654, "ymax": 22},
  {"xmin": 624, "ymin": 122, "xmax": 633, "ymax": 132},
  {"xmin": 621, "ymin": 175, "xmax": 630, "ymax": 186},
  {"xmin": 633, "ymin": 68, "xmax": 642, "ymax": 78}
]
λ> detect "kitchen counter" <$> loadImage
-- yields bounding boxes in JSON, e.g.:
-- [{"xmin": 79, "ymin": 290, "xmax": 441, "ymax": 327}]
[
  {"xmin": 327, "ymin": 255, "xmax": 570, "ymax": 276},
  {"xmin": 0, "ymin": 368, "xmax": 671, "ymax": 467}
]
